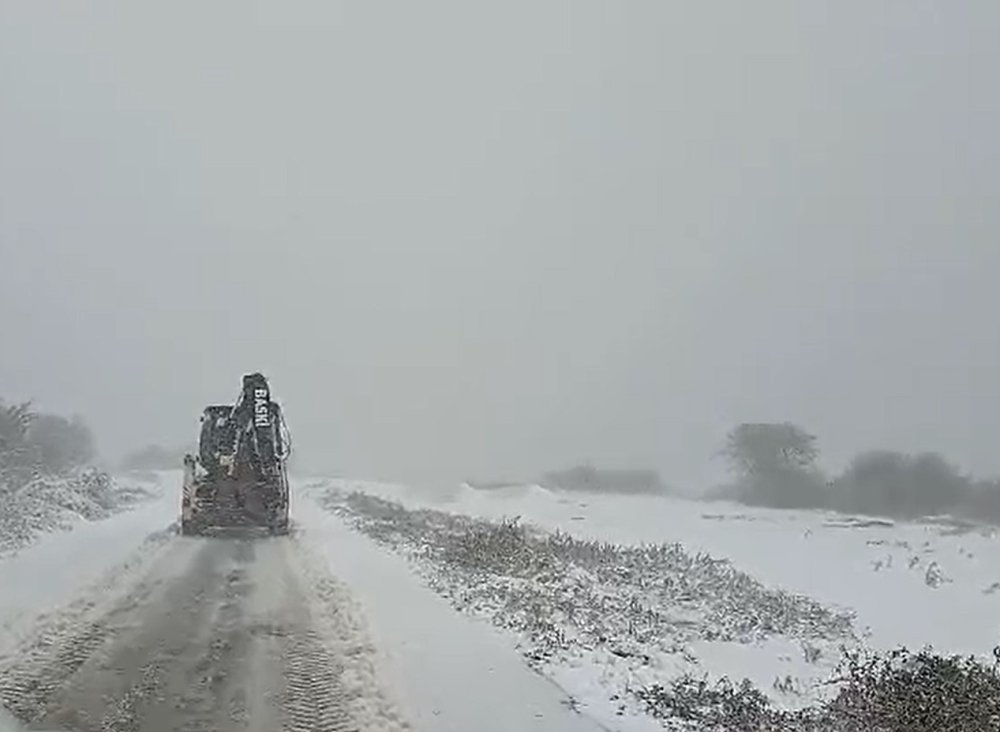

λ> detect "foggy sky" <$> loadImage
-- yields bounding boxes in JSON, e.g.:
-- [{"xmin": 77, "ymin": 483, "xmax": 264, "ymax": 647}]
[{"xmin": 2, "ymin": 2, "xmax": 999, "ymax": 488}]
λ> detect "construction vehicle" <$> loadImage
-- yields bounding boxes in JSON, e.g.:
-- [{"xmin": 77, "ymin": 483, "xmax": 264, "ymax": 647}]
[{"xmin": 180, "ymin": 372, "xmax": 291, "ymax": 535}]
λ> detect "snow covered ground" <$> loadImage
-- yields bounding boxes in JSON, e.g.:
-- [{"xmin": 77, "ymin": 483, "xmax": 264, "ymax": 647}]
[
  {"xmin": 1, "ymin": 470, "xmax": 996, "ymax": 730},
  {"xmin": 300, "ymin": 478, "xmax": 1000, "ymax": 729}
]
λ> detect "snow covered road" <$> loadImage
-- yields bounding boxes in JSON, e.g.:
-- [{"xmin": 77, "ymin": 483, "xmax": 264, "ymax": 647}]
[
  {"xmin": 0, "ymin": 531, "xmax": 395, "ymax": 731},
  {"xmin": 0, "ymin": 476, "xmax": 609, "ymax": 732}
]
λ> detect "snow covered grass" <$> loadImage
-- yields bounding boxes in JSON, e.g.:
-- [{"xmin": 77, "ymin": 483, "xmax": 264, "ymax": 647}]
[
  {"xmin": 318, "ymin": 489, "xmax": 862, "ymax": 728},
  {"xmin": 329, "ymin": 491, "xmax": 854, "ymax": 643},
  {"xmin": 0, "ymin": 469, "xmax": 162, "ymax": 558},
  {"xmin": 342, "ymin": 479, "xmax": 1000, "ymax": 662}
]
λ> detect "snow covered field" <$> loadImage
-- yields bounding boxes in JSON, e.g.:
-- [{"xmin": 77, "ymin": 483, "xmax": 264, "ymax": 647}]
[{"xmin": 301, "ymin": 478, "xmax": 1000, "ymax": 729}]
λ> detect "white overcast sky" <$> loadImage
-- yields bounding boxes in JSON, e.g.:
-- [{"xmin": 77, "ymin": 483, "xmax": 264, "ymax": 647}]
[{"xmin": 1, "ymin": 2, "xmax": 998, "ymax": 488}]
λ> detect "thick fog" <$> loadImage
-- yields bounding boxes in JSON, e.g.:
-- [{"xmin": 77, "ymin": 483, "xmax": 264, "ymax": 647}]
[{"xmin": 1, "ymin": 2, "xmax": 998, "ymax": 488}]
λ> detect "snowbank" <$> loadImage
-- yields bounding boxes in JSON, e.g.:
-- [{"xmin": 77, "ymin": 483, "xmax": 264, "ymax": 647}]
[{"xmin": 0, "ymin": 469, "xmax": 167, "ymax": 558}]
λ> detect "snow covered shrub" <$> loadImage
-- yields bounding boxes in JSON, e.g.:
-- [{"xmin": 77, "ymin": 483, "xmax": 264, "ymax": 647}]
[
  {"xmin": 831, "ymin": 451, "xmax": 971, "ymax": 520},
  {"xmin": 633, "ymin": 674, "xmax": 779, "ymax": 731},
  {"xmin": 633, "ymin": 646, "xmax": 1000, "ymax": 731},
  {"xmin": 825, "ymin": 647, "xmax": 1000, "ymax": 731},
  {"xmin": 441, "ymin": 516, "xmax": 554, "ymax": 576},
  {"xmin": 0, "ymin": 397, "xmax": 156, "ymax": 554},
  {"xmin": 67, "ymin": 469, "xmax": 118, "ymax": 515},
  {"xmin": 0, "ymin": 469, "xmax": 155, "ymax": 556}
]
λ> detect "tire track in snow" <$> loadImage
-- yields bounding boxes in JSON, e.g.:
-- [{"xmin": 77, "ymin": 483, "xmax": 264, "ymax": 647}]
[
  {"xmin": 0, "ymin": 527, "xmax": 405, "ymax": 732},
  {"xmin": 0, "ymin": 526, "xmax": 185, "ymax": 723},
  {"xmin": 283, "ymin": 629, "xmax": 352, "ymax": 732}
]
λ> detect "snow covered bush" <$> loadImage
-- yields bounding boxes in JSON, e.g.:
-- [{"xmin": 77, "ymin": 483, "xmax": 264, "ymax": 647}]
[
  {"xmin": 631, "ymin": 647, "xmax": 1000, "ymax": 731},
  {"xmin": 0, "ymin": 399, "xmax": 158, "ymax": 556},
  {"xmin": 633, "ymin": 674, "xmax": 780, "ymax": 731},
  {"xmin": 0, "ymin": 469, "xmax": 157, "ymax": 556},
  {"xmin": 823, "ymin": 646, "xmax": 1000, "ymax": 732},
  {"xmin": 830, "ymin": 451, "xmax": 971, "ymax": 520},
  {"xmin": 441, "ymin": 516, "xmax": 553, "ymax": 576},
  {"xmin": 712, "ymin": 422, "xmax": 1000, "ymax": 532}
]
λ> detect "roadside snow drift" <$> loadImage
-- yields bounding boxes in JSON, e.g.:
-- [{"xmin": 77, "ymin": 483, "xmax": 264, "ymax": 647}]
[{"xmin": 0, "ymin": 469, "xmax": 163, "ymax": 558}]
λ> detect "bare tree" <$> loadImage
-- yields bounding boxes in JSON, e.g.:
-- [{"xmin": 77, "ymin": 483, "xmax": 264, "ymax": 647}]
[
  {"xmin": 722, "ymin": 423, "xmax": 819, "ymax": 478},
  {"xmin": 720, "ymin": 423, "xmax": 826, "ymax": 508}
]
